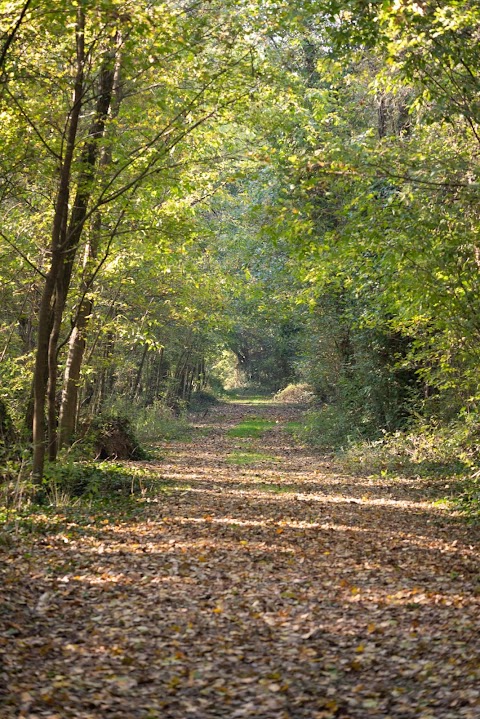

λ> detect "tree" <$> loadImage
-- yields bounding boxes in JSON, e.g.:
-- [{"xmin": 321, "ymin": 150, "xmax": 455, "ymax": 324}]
[{"xmin": 0, "ymin": 0, "xmax": 267, "ymax": 478}]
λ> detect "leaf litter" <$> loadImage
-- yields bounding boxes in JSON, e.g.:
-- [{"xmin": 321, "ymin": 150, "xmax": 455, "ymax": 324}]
[{"xmin": 1, "ymin": 401, "xmax": 479, "ymax": 718}]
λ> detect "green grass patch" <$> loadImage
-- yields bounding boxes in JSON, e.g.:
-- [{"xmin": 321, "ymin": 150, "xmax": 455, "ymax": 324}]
[
  {"xmin": 223, "ymin": 388, "xmax": 273, "ymax": 403},
  {"xmin": 226, "ymin": 450, "xmax": 278, "ymax": 465},
  {"xmin": 227, "ymin": 418, "xmax": 276, "ymax": 438},
  {"xmin": 229, "ymin": 398, "xmax": 273, "ymax": 406}
]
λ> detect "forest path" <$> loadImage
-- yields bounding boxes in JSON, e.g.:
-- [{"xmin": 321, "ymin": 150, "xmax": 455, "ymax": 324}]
[{"xmin": 1, "ymin": 401, "xmax": 480, "ymax": 718}]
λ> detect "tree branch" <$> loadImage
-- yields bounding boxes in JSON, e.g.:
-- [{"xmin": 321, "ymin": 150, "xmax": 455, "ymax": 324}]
[
  {"xmin": 0, "ymin": 0, "xmax": 31, "ymax": 73},
  {"xmin": 0, "ymin": 230, "xmax": 47, "ymax": 278}
]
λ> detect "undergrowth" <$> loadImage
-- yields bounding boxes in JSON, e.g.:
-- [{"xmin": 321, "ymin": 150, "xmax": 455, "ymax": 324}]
[
  {"xmin": 188, "ymin": 390, "xmax": 219, "ymax": 413},
  {"xmin": 273, "ymin": 384, "xmax": 315, "ymax": 404},
  {"xmin": 293, "ymin": 405, "xmax": 480, "ymax": 520},
  {"xmin": 340, "ymin": 423, "xmax": 480, "ymax": 519},
  {"xmin": 0, "ymin": 459, "xmax": 183, "ymax": 540},
  {"xmin": 0, "ymin": 461, "xmax": 161, "ymax": 509},
  {"xmin": 287, "ymin": 405, "xmax": 368, "ymax": 451},
  {"xmin": 87, "ymin": 414, "xmax": 148, "ymax": 460},
  {"xmin": 110, "ymin": 400, "xmax": 192, "ymax": 443},
  {"xmin": 0, "ymin": 474, "xmax": 180, "ymax": 541},
  {"xmin": 0, "ymin": 400, "xmax": 196, "ymax": 525},
  {"xmin": 41, "ymin": 461, "xmax": 159, "ymax": 501}
]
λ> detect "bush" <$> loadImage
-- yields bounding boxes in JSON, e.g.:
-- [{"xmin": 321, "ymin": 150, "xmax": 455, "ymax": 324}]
[
  {"xmin": 340, "ymin": 410, "xmax": 480, "ymax": 476},
  {"xmin": 0, "ymin": 456, "xmax": 35, "ymax": 508},
  {"xmin": 294, "ymin": 404, "xmax": 368, "ymax": 451},
  {"xmin": 133, "ymin": 401, "xmax": 191, "ymax": 442},
  {"xmin": 340, "ymin": 427, "xmax": 467, "ymax": 477},
  {"xmin": 188, "ymin": 390, "xmax": 219, "ymax": 412},
  {"xmin": 41, "ymin": 461, "xmax": 153, "ymax": 502},
  {"xmin": 88, "ymin": 414, "xmax": 147, "ymax": 460},
  {"xmin": 273, "ymin": 383, "xmax": 315, "ymax": 404},
  {"xmin": 0, "ymin": 398, "xmax": 19, "ymax": 461},
  {"xmin": 338, "ymin": 414, "xmax": 480, "ymax": 520}
]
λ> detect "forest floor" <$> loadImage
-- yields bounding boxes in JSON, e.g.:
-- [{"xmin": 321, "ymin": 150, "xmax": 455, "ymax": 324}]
[{"xmin": 1, "ymin": 400, "xmax": 480, "ymax": 719}]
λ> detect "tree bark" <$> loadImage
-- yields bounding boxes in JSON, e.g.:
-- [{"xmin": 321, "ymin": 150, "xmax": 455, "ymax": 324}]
[
  {"xmin": 58, "ymin": 294, "xmax": 94, "ymax": 447},
  {"xmin": 131, "ymin": 345, "xmax": 149, "ymax": 401},
  {"xmin": 58, "ymin": 47, "xmax": 123, "ymax": 448},
  {"xmin": 46, "ymin": 43, "xmax": 117, "ymax": 461},
  {"xmin": 32, "ymin": 8, "xmax": 85, "ymax": 479}
]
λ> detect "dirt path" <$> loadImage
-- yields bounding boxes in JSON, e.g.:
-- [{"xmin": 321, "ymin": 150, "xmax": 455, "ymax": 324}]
[{"xmin": 1, "ymin": 401, "xmax": 479, "ymax": 718}]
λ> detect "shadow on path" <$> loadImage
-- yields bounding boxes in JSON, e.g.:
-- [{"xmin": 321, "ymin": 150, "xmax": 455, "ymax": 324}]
[{"xmin": 1, "ymin": 401, "xmax": 479, "ymax": 719}]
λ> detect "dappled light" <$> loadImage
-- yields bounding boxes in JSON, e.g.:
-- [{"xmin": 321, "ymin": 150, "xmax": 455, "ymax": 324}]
[
  {"xmin": 2, "ymin": 3, "xmax": 480, "ymax": 714},
  {"xmin": 2, "ymin": 401, "xmax": 479, "ymax": 718}
]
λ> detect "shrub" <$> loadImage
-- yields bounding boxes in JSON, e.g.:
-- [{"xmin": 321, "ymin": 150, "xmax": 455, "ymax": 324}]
[
  {"xmin": 188, "ymin": 390, "xmax": 219, "ymax": 412},
  {"xmin": 295, "ymin": 404, "xmax": 368, "ymax": 451},
  {"xmin": 89, "ymin": 414, "xmax": 147, "ymax": 460},
  {"xmin": 41, "ymin": 461, "xmax": 153, "ymax": 502},
  {"xmin": 133, "ymin": 401, "xmax": 191, "ymax": 442},
  {"xmin": 0, "ymin": 398, "xmax": 19, "ymax": 462},
  {"xmin": 273, "ymin": 383, "xmax": 315, "ymax": 404}
]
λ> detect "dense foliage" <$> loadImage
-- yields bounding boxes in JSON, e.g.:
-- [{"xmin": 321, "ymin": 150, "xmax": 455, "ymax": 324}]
[{"xmin": 1, "ymin": 1, "xmax": 480, "ymax": 509}]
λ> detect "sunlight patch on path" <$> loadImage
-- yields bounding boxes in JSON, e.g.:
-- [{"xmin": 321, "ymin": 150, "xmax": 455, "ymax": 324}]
[{"xmin": 2, "ymin": 400, "xmax": 479, "ymax": 719}]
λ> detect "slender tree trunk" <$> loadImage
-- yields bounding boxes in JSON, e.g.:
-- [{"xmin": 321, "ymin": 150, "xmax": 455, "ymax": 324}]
[
  {"xmin": 58, "ymin": 47, "xmax": 123, "ymax": 448},
  {"xmin": 94, "ymin": 332, "xmax": 116, "ymax": 412},
  {"xmin": 131, "ymin": 345, "xmax": 149, "ymax": 401},
  {"xmin": 378, "ymin": 95, "xmax": 387, "ymax": 139},
  {"xmin": 58, "ymin": 295, "xmax": 94, "ymax": 447},
  {"xmin": 0, "ymin": 0, "xmax": 31, "ymax": 74},
  {"xmin": 153, "ymin": 347, "xmax": 165, "ymax": 401},
  {"xmin": 32, "ymin": 9, "xmax": 85, "ymax": 479},
  {"xmin": 46, "ymin": 45, "xmax": 117, "ymax": 462}
]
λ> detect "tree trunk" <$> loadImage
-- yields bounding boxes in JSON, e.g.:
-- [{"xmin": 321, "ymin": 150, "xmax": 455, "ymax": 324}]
[
  {"xmin": 95, "ymin": 332, "xmax": 116, "ymax": 412},
  {"xmin": 32, "ymin": 8, "xmax": 85, "ymax": 479},
  {"xmin": 152, "ymin": 347, "xmax": 166, "ymax": 402},
  {"xmin": 58, "ymin": 45, "xmax": 123, "ymax": 448},
  {"xmin": 131, "ymin": 345, "xmax": 149, "ymax": 401},
  {"xmin": 45, "ymin": 44, "xmax": 117, "ymax": 463},
  {"xmin": 58, "ymin": 295, "xmax": 94, "ymax": 447},
  {"xmin": 0, "ymin": 398, "xmax": 17, "ymax": 449}
]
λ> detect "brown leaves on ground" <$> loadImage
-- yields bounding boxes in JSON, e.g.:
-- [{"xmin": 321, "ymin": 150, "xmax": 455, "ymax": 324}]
[{"xmin": 1, "ymin": 402, "xmax": 479, "ymax": 718}]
